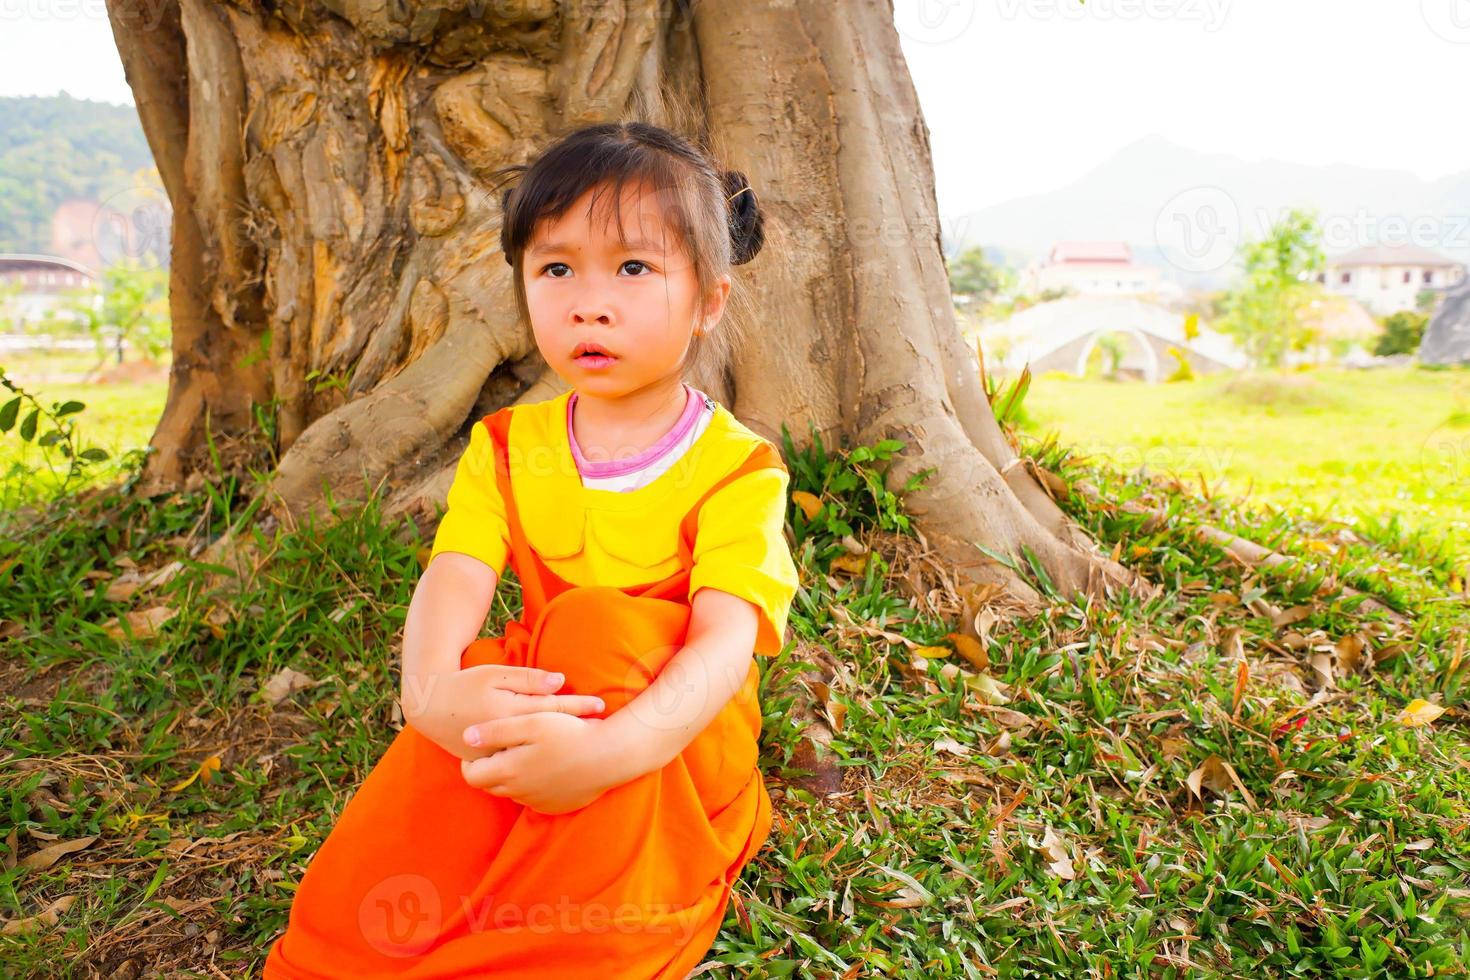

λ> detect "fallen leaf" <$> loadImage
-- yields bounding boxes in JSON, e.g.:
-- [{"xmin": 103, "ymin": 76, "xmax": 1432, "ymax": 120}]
[
  {"xmin": 1185, "ymin": 755, "xmax": 1255, "ymax": 810},
  {"xmin": 963, "ymin": 671, "xmax": 1012, "ymax": 705},
  {"xmin": 829, "ymin": 553, "xmax": 868, "ymax": 576},
  {"xmin": 1231, "ymin": 658, "xmax": 1249, "ymax": 718},
  {"xmin": 973, "ymin": 703, "xmax": 1034, "ymax": 729},
  {"xmin": 913, "ymin": 645, "xmax": 951, "ymax": 659},
  {"xmin": 1397, "ymin": 699, "xmax": 1446, "ymax": 727},
  {"xmin": 1218, "ymin": 626, "xmax": 1245, "ymax": 661},
  {"xmin": 933, "ymin": 736, "xmax": 971, "ymax": 757},
  {"xmin": 168, "ymin": 755, "xmax": 222, "ymax": 793},
  {"xmin": 790, "ymin": 491, "xmax": 823, "ymax": 520},
  {"xmin": 0, "ymin": 895, "xmax": 76, "ymax": 935},
  {"xmin": 1032, "ymin": 826, "xmax": 1076, "ymax": 880},
  {"xmin": 102, "ymin": 605, "xmax": 177, "ymax": 640},
  {"xmin": 19, "ymin": 836, "xmax": 97, "ymax": 872},
  {"xmin": 1271, "ymin": 605, "xmax": 1313, "ymax": 629},
  {"xmin": 946, "ymin": 632, "xmax": 989, "ymax": 671},
  {"xmin": 1334, "ymin": 633, "xmax": 1368, "ymax": 677},
  {"xmin": 261, "ymin": 667, "xmax": 322, "ymax": 706}
]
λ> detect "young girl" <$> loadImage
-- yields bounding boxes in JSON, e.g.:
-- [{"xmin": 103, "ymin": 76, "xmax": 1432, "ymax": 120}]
[{"xmin": 264, "ymin": 122, "xmax": 800, "ymax": 978}]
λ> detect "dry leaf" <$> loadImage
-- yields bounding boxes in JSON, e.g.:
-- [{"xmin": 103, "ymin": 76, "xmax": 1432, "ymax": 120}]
[
  {"xmin": 1185, "ymin": 755, "xmax": 1256, "ymax": 809},
  {"xmin": 1271, "ymin": 605, "xmax": 1313, "ymax": 629},
  {"xmin": 1032, "ymin": 826, "xmax": 1076, "ymax": 880},
  {"xmin": 1, "ymin": 895, "xmax": 76, "ymax": 936},
  {"xmin": 913, "ymin": 645, "xmax": 951, "ymax": 659},
  {"xmin": 1231, "ymin": 658, "xmax": 1249, "ymax": 718},
  {"xmin": 1159, "ymin": 736, "xmax": 1191, "ymax": 763},
  {"xmin": 18, "ymin": 836, "xmax": 97, "ymax": 872},
  {"xmin": 790, "ymin": 491, "xmax": 822, "ymax": 520},
  {"xmin": 1334, "ymin": 633, "xmax": 1367, "ymax": 676},
  {"xmin": 102, "ymin": 605, "xmax": 177, "ymax": 640},
  {"xmin": 963, "ymin": 671, "xmax": 1012, "ymax": 705},
  {"xmin": 1397, "ymin": 699, "xmax": 1446, "ymax": 727},
  {"xmin": 261, "ymin": 667, "xmax": 322, "ymax": 706},
  {"xmin": 168, "ymin": 755, "xmax": 222, "ymax": 793},
  {"xmin": 973, "ymin": 703, "xmax": 1034, "ymax": 729},
  {"xmin": 829, "ymin": 553, "xmax": 868, "ymax": 576},
  {"xmin": 946, "ymin": 631, "xmax": 989, "ymax": 671},
  {"xmin": 933, "ymin": 736, "xmax": 971, "ymax": 757},
  {"xmin": 1307, "ymin": 652, "xmax": 1335, "ymax": 691}
]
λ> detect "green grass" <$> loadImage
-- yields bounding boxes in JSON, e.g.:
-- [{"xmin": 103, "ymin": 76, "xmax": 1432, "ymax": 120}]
[
  {"xmin": 1022, "ymin": 366, "xmax": 1470, "ymax": 570},
  {"xmin": 1, "ymin": 420, "xmax": 1466, "ymax": 976}
]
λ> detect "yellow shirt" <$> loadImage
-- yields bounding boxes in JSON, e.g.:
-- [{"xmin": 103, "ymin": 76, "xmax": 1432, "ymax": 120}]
[{"xmin": 430, "ymin": 389, "xmax": 800, "ymax": 656}]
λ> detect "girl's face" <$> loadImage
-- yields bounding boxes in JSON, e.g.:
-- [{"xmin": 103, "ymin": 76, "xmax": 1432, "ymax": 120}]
[{"xmin": 523, "ymin": 180, "xmax": 728, "ymax": 400}]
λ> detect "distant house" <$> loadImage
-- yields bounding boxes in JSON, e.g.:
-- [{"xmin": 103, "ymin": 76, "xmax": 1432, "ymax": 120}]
[
  {"xmin": 1319, "ymin": 243, "xmax": 1466, "ymax": 316},
  {"xmin": 1021, "ymin": 241, "xmax": 1179, "ymax": 299},
  {"xmin": 0, "ymin": 253, "xmax": 98, "ymax": 328}
]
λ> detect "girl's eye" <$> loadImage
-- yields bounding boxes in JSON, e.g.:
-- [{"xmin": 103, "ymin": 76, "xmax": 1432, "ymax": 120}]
[{"xmin": 539, "ymin": 261, "xmax": 650, "ymax": 277}]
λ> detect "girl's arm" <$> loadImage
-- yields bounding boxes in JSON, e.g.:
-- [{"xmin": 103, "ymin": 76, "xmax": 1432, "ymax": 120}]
[
  {"xmin": 598, "ymin": 587, "xmax": 761, "ymax": 781},
  {"xmin": 401, "ymin": 553, "xmax": 603, "ymax": 761}
]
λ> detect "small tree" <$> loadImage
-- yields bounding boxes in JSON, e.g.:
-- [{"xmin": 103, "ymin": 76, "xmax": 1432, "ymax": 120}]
[
  {"xmin": 1374, "ymin": 310, "xmax": 1429, "ymax": 357},
  {"xmin": 946, "ymin": 246, "xmax": 1008, "ymax": 307},
  {"xmin": 1218, "ymin": 208, "xmax": 1326, "ymax": 368},
  {"xmin": 45, "ymin": 261, "xmax": 170, "ymax": 369}
]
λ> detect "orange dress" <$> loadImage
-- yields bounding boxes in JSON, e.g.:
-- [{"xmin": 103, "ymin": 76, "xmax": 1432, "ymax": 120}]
[{"xmin": 263, "ymin": 405, "xmax": 785, "ymax": 978}]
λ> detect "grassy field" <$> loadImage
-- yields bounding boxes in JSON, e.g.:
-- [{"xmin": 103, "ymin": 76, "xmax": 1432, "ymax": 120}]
[
  {"xmin": 0, "ymin": 349, "xmax": 167, "ymax": 507},
  {"xmin": 1022, "ymin": 365, "xmax": 1470, "ymax": 570},
  {"xmin": 0, "ymin": 398, "xmax": 1467, "ymax": 974}
]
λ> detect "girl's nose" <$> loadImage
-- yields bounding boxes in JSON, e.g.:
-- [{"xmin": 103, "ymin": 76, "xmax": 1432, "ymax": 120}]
[{"xmin": 571, "ymin": 307, "xmax": 612, "ymax": 325}]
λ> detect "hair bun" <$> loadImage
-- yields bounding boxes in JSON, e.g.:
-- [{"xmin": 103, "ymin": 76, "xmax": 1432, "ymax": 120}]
[{"xmin": 721, "ymin": 169, "xmax": 764, "ymax": 265}]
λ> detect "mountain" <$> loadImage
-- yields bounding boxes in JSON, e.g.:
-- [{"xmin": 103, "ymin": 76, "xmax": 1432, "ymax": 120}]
[
  {"xmin": 951, "ymin": 135, "xmax": 1470, "ymax": 290},
  {"xmin": 0, "ymin": 93, "xmax": 156, "ymax": 256}
]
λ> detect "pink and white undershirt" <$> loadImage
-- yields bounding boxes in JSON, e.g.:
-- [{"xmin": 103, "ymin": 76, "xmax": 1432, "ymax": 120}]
[{"xmin": 567, "ymin": 382, "xmax": 716, "ymax": 492}]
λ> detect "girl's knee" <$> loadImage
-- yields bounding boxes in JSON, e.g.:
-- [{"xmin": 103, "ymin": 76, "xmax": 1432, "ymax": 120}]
[{"xmin": 531, "ymin": 587, "xmax": 689, "ymax": 698}]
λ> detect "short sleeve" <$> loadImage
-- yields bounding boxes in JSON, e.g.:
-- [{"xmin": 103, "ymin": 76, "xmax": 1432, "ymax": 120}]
[
  {"xmin": 429, "ymin": 420, "xmax": 510, "ymax": 578},
  {"xmin": 688, "ymin": 461, "xmax": 800, "ymax": 656}
]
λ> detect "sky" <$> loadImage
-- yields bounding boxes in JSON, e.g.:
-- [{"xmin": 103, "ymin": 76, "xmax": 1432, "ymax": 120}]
[{"xmin": 3, "ymin": 0, "xmax": 1468, "ymax": 213}]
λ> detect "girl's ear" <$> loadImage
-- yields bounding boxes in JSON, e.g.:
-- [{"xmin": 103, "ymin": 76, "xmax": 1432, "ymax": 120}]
[{"xmin": 699, "ymin": 273, "xmax": 732, "ymax": 335}]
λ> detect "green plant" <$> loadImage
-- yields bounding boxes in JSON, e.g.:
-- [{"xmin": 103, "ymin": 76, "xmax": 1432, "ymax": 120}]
[
  {"xmin": 779, "ymin": 421, "xmax": 933, "ymax": 567},
  {"xmin": 42, "ymin": 260, "xmax": 170, "ymax": 366},
  {"xmin": 1165, "ymin": 346, "xmax": 1196, "ymax": 382},
  {"xmin": 1218, "ymin": 207, "xmax": 1326, "ymax": 369},
  {"xmin": 0, "ymin": 368, "xmax": 117, "ymax": 497},
  {"xmin": 1375, "ymin": 309, "xmax": 1429, "ymax": 357}
]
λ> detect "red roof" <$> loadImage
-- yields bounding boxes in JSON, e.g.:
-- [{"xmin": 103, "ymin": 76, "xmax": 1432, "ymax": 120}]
[{"xmin": 1047, "ymin": 241, "xmax": 1134, "ymax": 265}]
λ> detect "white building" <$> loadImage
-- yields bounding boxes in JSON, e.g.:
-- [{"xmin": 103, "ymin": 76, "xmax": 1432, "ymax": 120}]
[
  {"xmin": 1021, "ymin": 241, "xmax": 1180, "ymax": 300},
  {"xmin": 0, "ymin": 254, "xmax": 98, "ymax": 329},
  {"xmin": 1319, "ymin": 244, "xmax": 1466, "ymax": 316}
]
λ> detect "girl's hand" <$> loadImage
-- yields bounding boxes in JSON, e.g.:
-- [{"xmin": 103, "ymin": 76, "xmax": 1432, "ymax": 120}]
[
  {"xmin": 402, "ymin": 664, "xmax": 606, "ymax": 764},
  {"xmin": 459, "ymin": 712, "xmax": 621, "ymax": 814}
]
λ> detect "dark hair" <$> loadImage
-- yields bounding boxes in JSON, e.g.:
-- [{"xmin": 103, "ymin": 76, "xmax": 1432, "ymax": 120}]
[{"xmin": 487, "ymin": 122, "xmax": 765, "ymax": 389}]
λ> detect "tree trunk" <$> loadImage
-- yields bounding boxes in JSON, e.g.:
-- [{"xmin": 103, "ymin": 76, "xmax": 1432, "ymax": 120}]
[{"xmin": 104, "ymin": 0, "xmax": 1131, "ymax": 604}]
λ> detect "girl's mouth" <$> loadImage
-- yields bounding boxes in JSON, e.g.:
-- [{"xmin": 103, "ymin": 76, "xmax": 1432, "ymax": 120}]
[{"xmin": 575, "ymin": 352, "xmax": 617, "ymax": 369}]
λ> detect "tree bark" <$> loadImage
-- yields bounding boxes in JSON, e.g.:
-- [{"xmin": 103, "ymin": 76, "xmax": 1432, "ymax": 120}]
[{"xmin": 105, "ymin": 0, "xmax": 1132, "ymax": 604}]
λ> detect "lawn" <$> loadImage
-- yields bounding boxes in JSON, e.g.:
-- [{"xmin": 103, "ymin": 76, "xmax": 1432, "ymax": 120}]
[
  {"xmin": 1023, "ymin": 365, "xmax": 1470, "ymax": 570},
  {"xmin": 0, "ymin": 408, "xmax": 1467, "ymax": 975}
]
